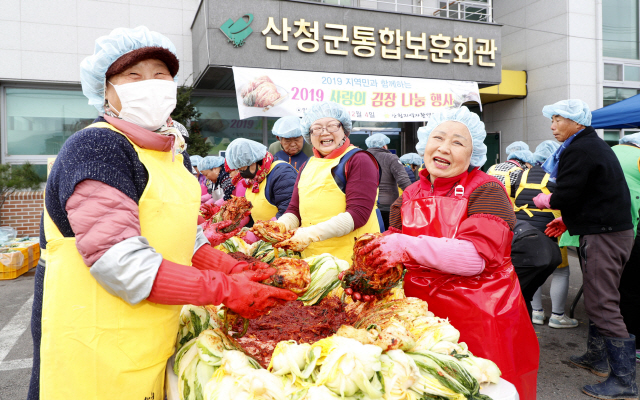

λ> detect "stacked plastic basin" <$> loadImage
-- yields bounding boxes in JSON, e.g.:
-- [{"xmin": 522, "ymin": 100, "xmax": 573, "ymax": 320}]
[{"xmin": 0, "ymin": 238, "xmax": 40, "ymax": 280}]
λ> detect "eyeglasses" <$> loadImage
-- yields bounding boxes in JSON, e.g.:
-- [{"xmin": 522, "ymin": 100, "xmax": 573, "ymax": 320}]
[{"xmin": 309, "ymin": 123, "xmax": 342, "ymax": 136}]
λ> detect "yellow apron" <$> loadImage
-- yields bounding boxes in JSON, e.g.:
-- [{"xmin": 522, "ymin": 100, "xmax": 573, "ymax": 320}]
[
  {"xmin": 513, "ymin": 169, "xmax": 568, "ymax": 268},
  {"xmin": 40, "ymin": 122, "xmax": 200, "ymax": 400},
  {"xmin": 245, "ymin": 161, "xmax": 283, "ymax": 222},
  {"xmin": 298, "ymin": 146, "xmax": 380, "ymax": 262}
]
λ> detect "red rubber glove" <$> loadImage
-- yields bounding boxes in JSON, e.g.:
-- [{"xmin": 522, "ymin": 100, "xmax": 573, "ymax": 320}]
[
  {"xmin": 341, "ymin": 234, "xmax": 409, "ymax": 303},
  {"xmin": 202, "ymin": 220, "xmax": 242, "ymax": 246},
  {"xmin": 147, "ymin": 260, "xmax": 297, "ymax": 319},
  {"xmin": 383, "ymin": 227, "xmax": 403, "ymax": 236},
  {"xmin": 360, "ymin": 234, "xmax": 410, "ymax": 274},
  {"xmin": 533, "ymin": 193, "xmax": 552, "ymax": 209},
  {"xmin": 192, "ymin": 244, "xmax": 255, "ymax": 274},
  {"xmin": 545, "ymin": 217, "xmax": 567, "ymax": 238}
]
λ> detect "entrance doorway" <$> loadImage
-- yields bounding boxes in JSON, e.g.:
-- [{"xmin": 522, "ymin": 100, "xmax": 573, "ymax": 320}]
[{"xmin": 482, "ymin": 131, "xmax": 500, "ymax": 172}]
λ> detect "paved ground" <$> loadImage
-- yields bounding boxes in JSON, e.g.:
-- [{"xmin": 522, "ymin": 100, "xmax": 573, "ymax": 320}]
[{"xmin": 0, "ymin": 256, "xmax": 638, "ymax": 399}]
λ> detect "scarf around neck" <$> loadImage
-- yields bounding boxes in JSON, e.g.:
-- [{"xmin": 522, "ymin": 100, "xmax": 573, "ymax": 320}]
[
  {"xmin": 226, "ymin": 152, "xmax": 274, "ymax": 194},
  {"xmin": 104, "ymin": 105, "xmax": 186, "ymax": 157},
  {"xmin": 542, "ymin": 129, "xmax": 582, "ymax": 182}
]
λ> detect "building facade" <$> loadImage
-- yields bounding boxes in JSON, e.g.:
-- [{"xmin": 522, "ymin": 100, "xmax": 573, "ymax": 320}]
[{"xmin": 0, "ymin": 0, "xmax": 631, "ymax": 178}]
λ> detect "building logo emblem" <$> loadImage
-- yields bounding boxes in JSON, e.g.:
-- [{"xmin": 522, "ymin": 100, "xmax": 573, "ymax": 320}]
[{"xmin": 220, "ymin": 14, "xmax": 253, "ymax": 47}]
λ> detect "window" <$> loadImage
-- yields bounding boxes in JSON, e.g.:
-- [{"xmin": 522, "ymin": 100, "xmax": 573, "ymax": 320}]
[
  {"xmin": 605, "ymin": 63, "xmax": 623, "ymax": 80},
  {"xmin": 604, "ymin": 130, "xmax": 622, "ymax": 146},
  {"xmin": 624, "ymin": 65, "xmax": 640, "ymax": 81},
  {"xmin": 436, "ymin": 1, "xmax": 491, "ymax": 22},
  {"xmin": 3, "ymin": 87, "xmax": 98, "ymax": 165},
  {"xmin": 603, "ymin": 0, "xmax": 639, "ymax": 59},
  {"xmin": 604, "ymin": 129, "xmax": 640, "ymax": 147},
  {"xmin": 603, "ymin": 87, "xmax": 640, "ymax": 106},
  {"xmin": 191, "ymin": 96, "xmax": 278, "ymax": 155}
]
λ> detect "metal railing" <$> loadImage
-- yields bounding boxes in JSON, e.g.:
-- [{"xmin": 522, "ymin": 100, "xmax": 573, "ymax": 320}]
[{"xmin": 304, "ymin": 0, "xmax": 493, "ymax": 23}]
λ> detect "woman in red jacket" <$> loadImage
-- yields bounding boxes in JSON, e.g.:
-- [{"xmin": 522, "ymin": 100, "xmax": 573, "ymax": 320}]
[{"xmin": 347, "ymin": 107, "xmax": 539, "ymax": 400}]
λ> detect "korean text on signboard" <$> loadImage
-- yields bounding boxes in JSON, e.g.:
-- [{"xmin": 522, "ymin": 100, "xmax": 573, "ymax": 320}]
[
  {"xmin": 232, "ymin": 66, "xmax": 481, "ymax": 122},
  {"xmin": 261, "ymin": 18, "xmax": 497, "ymax": 67}
]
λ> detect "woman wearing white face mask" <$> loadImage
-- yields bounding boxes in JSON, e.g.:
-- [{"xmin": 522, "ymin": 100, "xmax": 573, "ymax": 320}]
[{"xmin": 28, "ymin": 26, "xmax": 296, "ymax": 400}]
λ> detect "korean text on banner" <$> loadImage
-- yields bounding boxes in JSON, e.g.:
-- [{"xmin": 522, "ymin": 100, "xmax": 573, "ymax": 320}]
[{"xmin": 232, "ymin": 66, "xmax": 481, "ymax": 122}]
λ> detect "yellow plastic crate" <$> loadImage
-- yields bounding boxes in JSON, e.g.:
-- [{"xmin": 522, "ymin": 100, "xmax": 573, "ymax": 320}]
[{"xmin": 0, "ymin": 242, "xmax": 40, "ymax": 280}]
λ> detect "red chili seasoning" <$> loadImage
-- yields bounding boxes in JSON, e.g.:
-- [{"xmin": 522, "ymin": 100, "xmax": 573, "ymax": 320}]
[{"xmin": 235, "ymin": 297, "xmax": 357, "ymax": 368}]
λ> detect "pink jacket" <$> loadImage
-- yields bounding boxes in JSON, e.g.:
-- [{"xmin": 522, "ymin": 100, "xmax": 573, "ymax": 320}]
[{"xmin": 67, "ymin": 116, "xmax": 176, "ymax": 266}]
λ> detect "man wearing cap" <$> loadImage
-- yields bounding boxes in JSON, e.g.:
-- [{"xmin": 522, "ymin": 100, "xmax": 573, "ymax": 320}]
[
  {"xmin": 533, "ymin": 99, "xmax": 637, "ymax": 399},
  {"xmin": 365, "ymin": 133, "xmax": 412, "ymax": 229},
  {"xmin": 269, "ymin": 116, "xmax": 314, "ymax": 171},
  {"xmin": 29, "ymin": 26, "xmax": 296, "ymax": 400}
]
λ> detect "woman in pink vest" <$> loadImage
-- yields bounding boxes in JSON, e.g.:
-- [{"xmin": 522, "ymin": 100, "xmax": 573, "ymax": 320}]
[{"xmin": 345, "ymin": 107, "xmax": 539, "ymax": 400}]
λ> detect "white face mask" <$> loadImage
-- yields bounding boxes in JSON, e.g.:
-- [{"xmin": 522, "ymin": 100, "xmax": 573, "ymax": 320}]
[{"xmin": 107, "ymin": 79, "xmax": 177, "ymax": 131}]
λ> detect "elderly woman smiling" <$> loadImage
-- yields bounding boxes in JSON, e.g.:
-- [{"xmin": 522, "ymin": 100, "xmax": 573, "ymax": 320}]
[
  {"xmin": 345, "ymin": 107, "xmax": 539, "ymax": 400},
  {"xmin": 276, "ymin": 102, "xmax": 381, "ymax": 261}
]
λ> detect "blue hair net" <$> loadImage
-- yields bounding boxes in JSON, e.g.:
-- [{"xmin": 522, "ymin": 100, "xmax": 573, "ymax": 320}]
[
  {"xmin": 415, "ymin": 107, "xmax": 487, "ymax": 167},
  {"xmin": 80, "ymin": 26, "xmax": 178, "ymax": 113},
  {"xmin": 190, "ymin": 155, "xmax": 203, "ymax": 168},
  {"xmin": 399, "ymin": 153, "xmax": 423, "ymax": 166},
  {"xmin": 300, "ymin": 102, "xmax": 352, "ymax": 143},
  {"xmin": 533, "ymin": 140, "xmax": 561, "ymax": 164},
  {"xmin": 225, "ymin": 138, "xmax": 267, "ymax": 170},
  {"xmin": 365, "ymin": 133, "xmax": 391, "ymax": 149},
  {"xmin": 272, "ymin": 116, "xmax": 304, "ymax": 138},
  {"xmin": 198, "ymin": 156, "xmax": 225, "ymax": 171},
  {"xmin": 505, "ymin": 141, "xmax": 529, "ymax": 155},
  {"xmin": 542, "ymin": 99, "xmax": 592, "ymax": 126},
  {"xmin": 620, "ymin": 132, "xmax": 640, "ymax": 146},
  {"xmin": 507, "ymin": 149, "xmax": 536, "ymax": 164}
]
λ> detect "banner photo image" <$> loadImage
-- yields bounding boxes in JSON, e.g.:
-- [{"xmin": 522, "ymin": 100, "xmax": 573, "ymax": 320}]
[{"xmin": 232, "ymin": 66, "xmax": 481, "ymax": 122}]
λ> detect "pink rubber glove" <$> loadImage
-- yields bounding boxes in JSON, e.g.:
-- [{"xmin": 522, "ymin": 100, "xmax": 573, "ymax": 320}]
[
  {"xmin": 202, "ymin": 220, "xmax": 242, "ymax": 246},
  {"xmin": 359, "ymin": 233, "xmax": 485, "ymax": 276},
  {"xmin": 238, "ymin": 215, "xmax": 250, "ymax": 229},
  {"xmin": 244, "ymin": 231, "xmax": 259, "ymax": 244},
  {"xmin": 201, "ymin": 193, "xmax": 212, "ymax": 203},
  {"xmin": 343, "ymin": 233, "xmax": 485, "ymax": 302},
  {"xmin": 214, "ymin": 198, "xmax": 225, "ymax": 207},
  {"xmin": 533, "ymin": 193, "xmax": 552, "ymax": 209},
  {"xmin": 545, "ymin": 217, "xmax": 567, "ymax": 238}
]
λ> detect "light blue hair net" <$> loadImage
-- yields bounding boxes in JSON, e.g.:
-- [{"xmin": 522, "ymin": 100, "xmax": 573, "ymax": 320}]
[
  {"xmin": 505, "ymin": 141, "xmax": 529, "ymax": 155},
  {"xmin": 399, "ymin": 153, "xmax": 423, "ymax": 166},
  {"xmin": 225, "ymin": 138, "xmax": 267, "ymax": 170},
  {"xmin": 300, "ymin": 102, "xmax": 352, "ymax": 143},
  {"xmin": 542, "ymin": 99, "xmax": 592, "ymax": 126},
  {"xmin": 198, "ymin": 156, "xmax": 225, "ymax": 171},
  {"xmin": 365, "ymin": 133, "xmax": 391, "ymax": 149},
  {"xmin": 415, "ymin": 107, "xmax": 487, "ymax": 167},
  {"xmin": 507, "ymin": 150, "xmax": 536, "ymax": 164},
  {"xmin": 80, "ymin": 26, "xmax": 178, "ymax": 113},
  {"xmin": 190, "ymin": 155, "xmax": 203, "ymax": 168},
  {"xmin": 533, "ymin": 140, "xmax": 561, "ymax": 164},
  {"xmin": 620, "ymin": 132, "xmax": 640, "ymax": 146},
  {"xmin": 272, "ymin": 116, "xmax": 304, "ymax": 138}
]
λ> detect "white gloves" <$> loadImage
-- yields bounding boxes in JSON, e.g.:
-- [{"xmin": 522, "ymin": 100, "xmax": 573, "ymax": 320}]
[
  {"xmin": 278, "ymin": 212, "xmax": 354, "ymax": 252},
  {"xmin": 277, "ymin": 213, "xmax": 301, "ymax": 231}
]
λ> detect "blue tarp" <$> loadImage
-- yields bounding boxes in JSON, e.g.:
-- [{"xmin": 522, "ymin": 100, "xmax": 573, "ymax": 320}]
[{"xmin": 591, "ymin": 94, "xmax": 640, "ymax": 129}]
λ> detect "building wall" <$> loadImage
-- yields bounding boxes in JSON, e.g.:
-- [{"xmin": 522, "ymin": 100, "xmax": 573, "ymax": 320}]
[
  {"xmin": 0, "ymin": 0, "xmax": 200, "ymax": 86},
  {"xmin": 484, "ymin": 0, "xmax": 600, "ymax": 159},
  {"xmin": 1, "ymin": 190, "xmax": 44, "ymax": 237}
]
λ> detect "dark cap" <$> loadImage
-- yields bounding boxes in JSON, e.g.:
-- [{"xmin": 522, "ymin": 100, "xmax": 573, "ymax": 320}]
[{"xmin": 106, "ymin": 46, "xmax": 179, "ymax": 80}]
